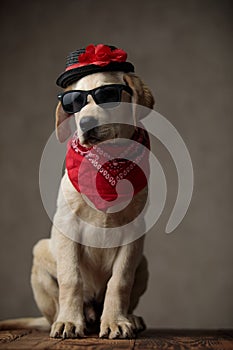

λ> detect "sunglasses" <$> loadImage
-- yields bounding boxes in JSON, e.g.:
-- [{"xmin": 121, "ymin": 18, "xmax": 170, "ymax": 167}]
[{"xmin": 57, "ymin": 84, "xmax": 133, "ymax": 114}]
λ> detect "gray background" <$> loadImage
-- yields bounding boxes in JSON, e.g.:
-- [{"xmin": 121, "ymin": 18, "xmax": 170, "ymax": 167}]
[{"xmin": 0, "ymin": 0, "xmax": 232, "ymax": 328}]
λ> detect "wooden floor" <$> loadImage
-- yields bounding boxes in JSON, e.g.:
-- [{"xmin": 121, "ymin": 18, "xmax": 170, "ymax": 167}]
[{"xmin": 0, "ymin": 329, "xmax": 233, "ymax": 350}]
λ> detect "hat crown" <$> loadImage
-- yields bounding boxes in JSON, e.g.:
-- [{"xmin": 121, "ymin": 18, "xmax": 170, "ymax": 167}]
[
  {"xmin": 65, "ymin": 45, "xmax": 118, "ymax": 68},
  {"xmin": 66, "ymin": 48, "xmax": 85, "ymax": 68},
  {"xmin": 56, "ymin": 44, "xmax": 134, "ymax": 88}
]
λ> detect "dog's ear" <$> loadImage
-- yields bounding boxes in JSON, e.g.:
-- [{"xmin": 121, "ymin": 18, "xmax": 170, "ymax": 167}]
[
  {"xmin": 55, "ymin": 102, "xmax": 72, "ymax": 142},
  {"xmin": 123, "ymin": 73, "xmax": 155, "ymax": 122}
]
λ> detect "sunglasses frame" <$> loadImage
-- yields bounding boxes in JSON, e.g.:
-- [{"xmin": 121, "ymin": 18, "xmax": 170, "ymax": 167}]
[{"xmin": 57, "ymin": 84, "xmax": 133, "ymax": 114}]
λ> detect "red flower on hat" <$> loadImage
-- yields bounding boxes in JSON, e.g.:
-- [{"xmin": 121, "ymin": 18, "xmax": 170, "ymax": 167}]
[
  {"xmin": 77, "ymin": 44, "xmax": 95, "ymax": 64},
  {"xmin": 78, "ymin": 44, "xmax": 127, "ymax": 67}
]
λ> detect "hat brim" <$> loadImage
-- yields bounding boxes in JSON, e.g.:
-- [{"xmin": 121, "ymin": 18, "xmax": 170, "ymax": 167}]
[{"xmin": 56, "ymin": 61, "xmax": 135, "ymax": 88}]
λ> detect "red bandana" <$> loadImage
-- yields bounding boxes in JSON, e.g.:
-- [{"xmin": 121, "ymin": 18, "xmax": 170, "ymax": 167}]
[{"xmin": 66, "ymin": 127, "xmax": 150, "ymax": 211}]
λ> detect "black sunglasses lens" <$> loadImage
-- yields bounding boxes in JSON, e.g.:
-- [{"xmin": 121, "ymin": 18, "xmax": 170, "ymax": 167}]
[
  {"xmin": 94, "ymin": 86, "xmax": 121, "ymax": 108},
  {"xmin": 62, "ymin": 92, "xmax": 85, "ymax": 113}
]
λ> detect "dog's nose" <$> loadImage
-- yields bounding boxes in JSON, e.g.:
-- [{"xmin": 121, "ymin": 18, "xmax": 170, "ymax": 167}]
[{"xmin": 79, "ymin": 116, "xmax": 98, "ymax": 132}]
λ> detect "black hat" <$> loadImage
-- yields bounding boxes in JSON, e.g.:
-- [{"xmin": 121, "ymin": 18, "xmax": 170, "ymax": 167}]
[{"xmin": 56, "ymin": 44, "xmax": 135, "ymax": 88}]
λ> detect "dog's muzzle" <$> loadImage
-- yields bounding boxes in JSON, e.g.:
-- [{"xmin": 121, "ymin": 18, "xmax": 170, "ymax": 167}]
[{"xmin": 80, "ymin": 116, "xmax": 98, "ymax": 132}]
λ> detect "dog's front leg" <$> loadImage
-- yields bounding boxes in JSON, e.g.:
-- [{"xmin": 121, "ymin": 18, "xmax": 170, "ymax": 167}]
[
  {"xmin": 100, "ymin": 239, "xmax": 144, "ymax": 339},
  {"xmin": 50, "ymin": 228, "xmax": 84, "ymax": 338}
]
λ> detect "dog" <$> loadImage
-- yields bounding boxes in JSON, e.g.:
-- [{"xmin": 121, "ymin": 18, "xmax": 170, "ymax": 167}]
[{"xmin": 0, "ymin": 45, "xmax": 154, "ymax": 339}]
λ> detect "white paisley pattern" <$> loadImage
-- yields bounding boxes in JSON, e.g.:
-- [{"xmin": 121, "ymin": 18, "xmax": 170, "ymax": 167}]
[{"xmin": 71, "ymin": 131, "xmax": 146, "ymax": 188}]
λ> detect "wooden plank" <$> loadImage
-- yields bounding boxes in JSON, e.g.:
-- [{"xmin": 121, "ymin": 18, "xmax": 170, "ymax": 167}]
[
  {"xmin": 0, "ymin": 329, "xmax": 30, "ymax": 344},
  {"xmin": 1, "ymin": 329, "xmax": 233, "ymax": 350},
  {"xmin": 0, "ymin": 330, "xmax": 62, "ymax": 350},
  {"xmin": 134, "ymin": 329, "xmax": 233, "ymax": 350},
  {"xmin": 0, "ymin": 330, "xmax": 135, "ymax": 350},
  {"xmin": 50, "ymin": 335, "xmax": 135, "ymax": 350}
]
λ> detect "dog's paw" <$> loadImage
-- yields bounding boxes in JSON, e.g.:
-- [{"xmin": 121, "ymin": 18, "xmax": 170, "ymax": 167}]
[
  {"xmin": 128, "ymin": 314, "xmax": 146, "ymax": 333},
  {"xmin": 99, "ymin": 314, "xmax": 145, "ymax": 339},
  {"xmin": 50, "ymin": 321, "xmax": 85, "ymax": 338}
]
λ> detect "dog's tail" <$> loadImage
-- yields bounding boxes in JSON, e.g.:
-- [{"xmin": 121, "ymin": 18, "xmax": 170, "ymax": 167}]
[{"xmin": 0, "ymin": 317, "xmax": 50, "ymax": 331}]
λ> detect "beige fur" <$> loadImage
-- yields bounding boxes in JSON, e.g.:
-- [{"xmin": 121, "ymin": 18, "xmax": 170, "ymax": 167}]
[{"xmin": 1, "ymin": 71, "xmax": 154, "ymax": 339}]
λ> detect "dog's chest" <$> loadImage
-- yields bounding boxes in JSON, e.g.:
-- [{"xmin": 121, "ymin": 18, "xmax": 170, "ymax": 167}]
[{"xmin": 80, "ymin": 246, "xmax": 119, "ymax": 301}]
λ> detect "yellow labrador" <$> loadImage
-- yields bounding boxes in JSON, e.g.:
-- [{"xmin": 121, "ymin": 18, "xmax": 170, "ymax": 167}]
[
  {"xmin": 1, "ymin": 70, "xmax": 154, "ymax": 339},
  {"xmin": 33, "ymin": 71, "xmax": 154, "ymax": 339}
]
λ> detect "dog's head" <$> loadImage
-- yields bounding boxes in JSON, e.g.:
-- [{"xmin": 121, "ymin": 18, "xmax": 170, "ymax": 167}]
[{"xmin": 55, "ymin": 71, "xmax": 154, "ymax": 145}]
